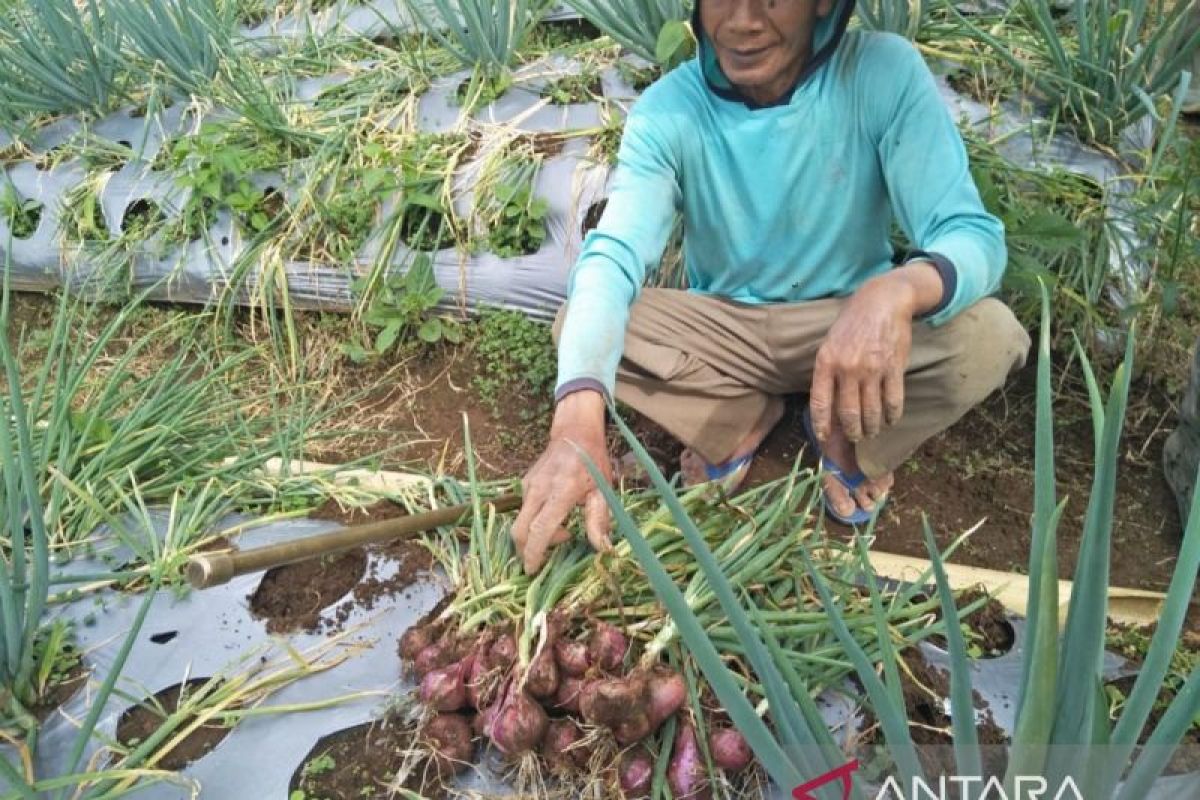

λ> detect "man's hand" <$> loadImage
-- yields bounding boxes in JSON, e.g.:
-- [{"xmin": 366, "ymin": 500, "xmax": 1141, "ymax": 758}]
[
  {"xmin": 809, "ymin": 263, "xmax": 944, "ymax": 443},
  {"xmin": 512, "ymin": 389, "xmax": 612, "ymax": 575}
]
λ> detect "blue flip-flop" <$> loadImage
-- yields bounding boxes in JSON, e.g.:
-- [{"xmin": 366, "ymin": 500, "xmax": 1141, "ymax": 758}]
[
  {"xmin": 704, "ymin": 450, "xmax": 756, "ymax": 483},
  {"xmin": 801, "ymin": 408, "xmax": 880, "ymax": 526}
]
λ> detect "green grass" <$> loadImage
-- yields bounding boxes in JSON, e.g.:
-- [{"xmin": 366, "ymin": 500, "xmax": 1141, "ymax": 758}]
[
  {"xmin": 470, "ymin": 307, "xmax": 555, "ymax": 419},
  {"xmin": 540, "ymin": 70, "xmax": 599, "ymax": 105},
  {"xmin": 0, "ymin": 184, "xmax": 41, "ymax": 239},
  {"xmin": 1107, "ymin": 623, "xmax": 1200, "ymax": 736},
  {"xmin": 954, "ymin": 0, "xmax": 1200, "ymax": 147}
]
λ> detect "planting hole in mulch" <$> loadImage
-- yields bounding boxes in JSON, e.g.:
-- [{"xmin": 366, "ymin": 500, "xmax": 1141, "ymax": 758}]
[
  {"xmin": 289, "ymin": 717, "xmax": 449, "ymax": 800},
  {"xmin": 926, "ymin": 587, "xmax": 1017, "ymax": 659},
  {"xmin": 529, "ymin": 132, "xmax": 568, "ymax": 159},
  {"xmin": 1105, "ymin": 618, "xmax": 1200, "ymax": 775},
  {"xmin": 120, "ymin": 199, "xmax": 167, "ymax": 238},
  {"xmin": 398, "ymin": 206, "xmax": 453, "ymax": 252},
  {"xmin": 535, "ymin": 17, "xmax": 602, "ymax": 46},
  {"xmin": 3, "ymin": 196, "xmax": 43, "ymax": 240},
  {"xmin": 248, "ymin": 548, "xmax": 368, "ymax": 634},
  {"xmin": 248, "ymin": 499, "xmax": 436, "ymax": 634},
  {"xmin": 1104, "ymin": 673, "xmax": 1200, "ymax": 776},
  {"xmin": 307, "ymin": 498, "xmax": 438, "ymax": 629},
  {"xmin": 30, "ymin": 654, "xmax": 87, "ymax": 723},
  {"xmin": 581, "ymin": 199, "xmax": 606, "ymax": 236},
  {"xmin": 858, "ymin": 648, "xmax": 1009, "ymax": 781},
  {"xmin": 540, "ymin": 72, "xmax": 603, "ymax": 106},
  {"xmin": 115, "ymin": 678, "xmax": 231, "ymax": 771}
]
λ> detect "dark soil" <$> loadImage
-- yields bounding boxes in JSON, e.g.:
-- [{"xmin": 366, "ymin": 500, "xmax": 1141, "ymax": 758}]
[
  {"xmin": 115, "ymin": 679, "xmax": 231, "ymax": 770},
  {"xmin": 739, "ymin": 360, "xmax": 1187, "ymax": 594},
  {"xmin": 289, "ymin": 717, "xmax": 449, "ymax": 800},
  {"xmin": 859, "ymin": 648, "xmax": 1009, "ymax": 785},
  {"xmin": 308, "ymin": 498, "xmax": 439, "ymax": 629},
  {"xmin": 242, "ymin": 498, "xmax": 438, "ymax": 633},
  {"xmin": 248, "ymin": 549, "xmax": 368, "ymax": 634},
  {"xmin": 1105, "ymin": 672, "xmax": 1200, "ymax": 776},
  {"xmin": 927, "ymin": 588, "xmax": 1017, "ymax": 658},
  {"xmin": 1105, "ymin": 619, "xmax": 1200, "ymax": 776},
  {"xmin": 320, "ymin": 339, "xmax": 552, "ymax": 481},
  {"xmin": 30, "ymin": 658, "xmax": 87, "ymax": 722},
  {"xmin": 308, "ymin": 497, "xmax": 411, "ymax": 525}
]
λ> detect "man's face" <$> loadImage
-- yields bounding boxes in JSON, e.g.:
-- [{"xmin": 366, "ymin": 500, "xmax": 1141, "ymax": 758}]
[{"xmin": 699, "ymin": 0, "xmax": 834, "ymax": 104}]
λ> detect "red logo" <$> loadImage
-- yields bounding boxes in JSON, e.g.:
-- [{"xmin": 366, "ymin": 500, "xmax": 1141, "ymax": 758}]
[{"xmin": 792, "ymin": 759, "xmax": 860, "ymax": 800}]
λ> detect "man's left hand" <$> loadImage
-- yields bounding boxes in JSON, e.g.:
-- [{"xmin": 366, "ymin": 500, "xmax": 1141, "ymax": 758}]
[{"xmin": 808, "ymin": 263, "xmax": 944, "ymax": 443}]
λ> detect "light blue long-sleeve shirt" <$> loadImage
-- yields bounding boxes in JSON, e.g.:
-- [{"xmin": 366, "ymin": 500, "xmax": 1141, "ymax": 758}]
[{"xmin": 555, "ymin": 27, "xmax": 1006, "ymax": 399}]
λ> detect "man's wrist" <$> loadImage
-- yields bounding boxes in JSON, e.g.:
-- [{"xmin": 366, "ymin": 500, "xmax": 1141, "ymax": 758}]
[
  {"xmin": 869, "ymin": 260, "xmax": 945, "ymax": 318},
  {"xmin": 554, "ymin": 377, "xmax": 607, "ymax": 404},
  {"xmin": 903, "ymin": 251, "xmax": 957, "ymax": 318},
  {"xmin": 551, "ymin": 387, "xmax": 606, "ymax": 437}
]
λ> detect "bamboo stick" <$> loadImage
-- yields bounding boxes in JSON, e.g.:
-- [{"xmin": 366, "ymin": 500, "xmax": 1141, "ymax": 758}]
[
  {"xmin": 865, "ymin": 550, "xmax": 1167, "ymax": 628},
  {"xmin": 186, "ymin": 493, "xmax": 521, "ymax": 589}
]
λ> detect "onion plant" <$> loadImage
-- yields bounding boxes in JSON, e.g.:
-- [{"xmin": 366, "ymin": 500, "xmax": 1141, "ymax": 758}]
[
  {"xmin": 827, "ymin": 290, "xmax": 1200, "ymax": 796},
  {"xmin": 5, "ymin": 286, "xmax": 357, "ymax": 557},
  {"xmin": 954, "ymin": 0, "xmax": 1200, "ymax": 146},
  {"xmin": 856, "ymin": 0, "xmax": 931, "ymax": 41},
  {"xmin": 0, "ymin": 283, "xmax": 158, "ymax": 762},
  {"xmin": 565, "ymin": 0, "xmax": 692, "ymax": 64},
  {"xmin": 107, "ymin": 0, "xmax": 238, "ymax": 99},
  {"xmin": 401, "ymin": 0, "xmax": 550, "ymax": 78},
  {"xmin": 0, "ymin": 0, "xmax": 125, "ymax": 126},
  {"xmin": 585, "ymin": 283, "xmax": 1200, "ymax": 796},
  {"xmin": 420, "ymin": 427, "xmax": 944, "ymax": 708}
]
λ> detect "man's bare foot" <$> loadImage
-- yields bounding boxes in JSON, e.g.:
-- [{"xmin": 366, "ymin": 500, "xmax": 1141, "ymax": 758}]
[
  {"xmin": 679, "ymin": 397, "xmax": 786, "ymax": 490},
  {"xmin": 818, "ymin": 422, "xmax": 894, "ymax": 521}
]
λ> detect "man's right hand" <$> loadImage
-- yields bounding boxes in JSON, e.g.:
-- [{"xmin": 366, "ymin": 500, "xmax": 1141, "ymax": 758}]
[{"xmin": 512, "ymin": 389, "xmax": 613, "ymax": 575}]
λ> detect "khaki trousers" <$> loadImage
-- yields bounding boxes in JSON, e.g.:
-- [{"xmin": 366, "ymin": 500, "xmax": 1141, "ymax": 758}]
[{"xmin": 554, "ymin": 289, "xmax": 1031, "ymax": 480}]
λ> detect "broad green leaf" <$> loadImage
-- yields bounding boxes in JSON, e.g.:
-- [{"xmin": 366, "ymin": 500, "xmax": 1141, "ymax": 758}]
[
  {"xmin": 405, "ymin": 192, "xmax": 444, "ymax": 211},
  {"xmin": 417, "ymin": 317, "xmax": 442, "ymax": 343},
  {"xmin": 375, "ymin": 320, "xmax": 403, "ymax": 353},
  {"xmin": 1013, "ymin": 211, "xmax": 1084, "ymax": 252},
  {"xmin": 655, "ymin": 19, "xmax": 693, "ymax": 69},
  {"xmin": 340, "ymin": 341, "xmax": 369, "ymax": 364}
]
